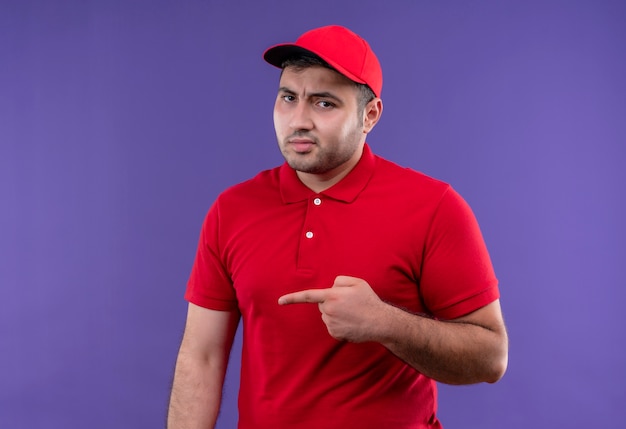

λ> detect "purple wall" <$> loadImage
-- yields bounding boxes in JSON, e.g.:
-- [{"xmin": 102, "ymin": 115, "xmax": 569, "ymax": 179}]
[{"xmin": 1, "ymin": 1, "xmax": 624, "ymax": 428}]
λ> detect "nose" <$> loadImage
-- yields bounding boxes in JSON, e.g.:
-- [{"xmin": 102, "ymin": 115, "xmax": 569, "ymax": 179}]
[{"xmin": 289, "ymin": 101, "xmax": 314, "ymax": 131}]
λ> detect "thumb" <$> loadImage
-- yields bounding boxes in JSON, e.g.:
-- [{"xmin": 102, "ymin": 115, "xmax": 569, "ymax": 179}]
[{"xmin": 332, "ymin": 275, "xmax": 360, "ymax": 288}]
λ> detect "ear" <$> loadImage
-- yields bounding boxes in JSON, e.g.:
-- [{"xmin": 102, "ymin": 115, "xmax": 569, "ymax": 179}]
[{"xmin": 362, "ymin": 98, "xmax": 383, "ymax": 134}]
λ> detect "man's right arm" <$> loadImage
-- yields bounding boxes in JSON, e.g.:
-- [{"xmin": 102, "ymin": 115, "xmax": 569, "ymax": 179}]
[{"xmin": 167, "ymin": 303, "xmax": 240, "ymax": 429}]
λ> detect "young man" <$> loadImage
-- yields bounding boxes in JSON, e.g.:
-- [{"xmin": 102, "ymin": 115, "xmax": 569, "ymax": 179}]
[{"xmin": 168, "ymin": 25, "xmax": 508, "ymax": 429}]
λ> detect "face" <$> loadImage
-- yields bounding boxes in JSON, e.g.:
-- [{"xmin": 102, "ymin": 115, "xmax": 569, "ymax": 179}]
[{"xmin": 273, "ymin": 66, "xmax": 366, "ymax": 182}]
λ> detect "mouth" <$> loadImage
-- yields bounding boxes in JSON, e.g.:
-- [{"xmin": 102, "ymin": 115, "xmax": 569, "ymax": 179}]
[{"xmin": 287, "ymin": 138, "xmax": 316, "ymax": 153}]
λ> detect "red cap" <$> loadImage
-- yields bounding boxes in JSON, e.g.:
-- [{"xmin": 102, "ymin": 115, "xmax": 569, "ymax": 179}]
[{"xmin": 263, "ymin": 25, "xmax": 383, "ymax": 97}]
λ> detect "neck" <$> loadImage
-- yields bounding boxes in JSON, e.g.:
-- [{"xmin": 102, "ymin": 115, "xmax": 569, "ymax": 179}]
[{"xmin": 296, "ymin": 146, "xmax": 364, "ymax": 193}]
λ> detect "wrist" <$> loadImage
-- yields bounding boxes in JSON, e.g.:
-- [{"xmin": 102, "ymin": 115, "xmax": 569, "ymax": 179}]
[{"xmin": 367, "ymin": 301, "xmax": 399, "ymax": 344}]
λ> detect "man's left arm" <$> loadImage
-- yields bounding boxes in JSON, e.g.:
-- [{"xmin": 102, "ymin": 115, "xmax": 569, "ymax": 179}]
[
  {"xmin": 278, "ymin": 275, "xmax": 508, "ymax": 385},
  {"xmin": 376, "ymin": 293, "xmax": 508, "ymax": 385}
]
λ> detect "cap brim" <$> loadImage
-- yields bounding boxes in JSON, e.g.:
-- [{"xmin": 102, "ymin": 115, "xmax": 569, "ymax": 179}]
[
  {"xmin": 263, "ymin": 44, "xmax": 320, "ymax": 68},
  {"xmin": 263, "ymin": 44, "xmax": 367, "ymax": 86}
]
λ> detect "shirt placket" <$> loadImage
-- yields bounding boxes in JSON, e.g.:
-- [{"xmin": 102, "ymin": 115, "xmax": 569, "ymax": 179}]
[{"xmin": 296, "ymin": 195, "xmax": 324, "ymax": 272}]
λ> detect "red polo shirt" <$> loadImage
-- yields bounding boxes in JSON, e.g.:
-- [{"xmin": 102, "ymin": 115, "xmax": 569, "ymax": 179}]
[{"xmin": 186, "ymin": 144, "xmax": 499, "ymax": 428}]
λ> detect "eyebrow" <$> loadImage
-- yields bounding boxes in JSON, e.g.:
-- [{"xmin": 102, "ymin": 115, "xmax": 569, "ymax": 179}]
[{"xmin": 278, "ymin": 87, "xmax": 344, "ymax": 104}]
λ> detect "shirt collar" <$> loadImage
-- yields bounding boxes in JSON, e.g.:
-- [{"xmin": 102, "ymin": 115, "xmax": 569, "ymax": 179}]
[{"xmin": 279, "ymin": 143, "xmax": 376, "ymax": 204}]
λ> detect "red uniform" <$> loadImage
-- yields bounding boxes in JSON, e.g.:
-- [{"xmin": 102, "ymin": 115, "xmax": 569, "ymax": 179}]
[{"xmin": 186, "ymin": 144, "xmax": 499, "ymax": 428}]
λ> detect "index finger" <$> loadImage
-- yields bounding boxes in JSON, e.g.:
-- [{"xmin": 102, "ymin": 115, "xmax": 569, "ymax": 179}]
[{"xmin": 278, "ymin": 288, "xmax": 331, "ymax": 305}]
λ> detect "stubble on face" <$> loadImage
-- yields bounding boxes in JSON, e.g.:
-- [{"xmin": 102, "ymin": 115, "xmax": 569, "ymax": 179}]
[
  {"xmin": 275, "ymin": 66, "xmax": 365, "ymax": 178},
  {"xmin": 281, "ymin": 126, "xmax": 363, "ymax": 175}
]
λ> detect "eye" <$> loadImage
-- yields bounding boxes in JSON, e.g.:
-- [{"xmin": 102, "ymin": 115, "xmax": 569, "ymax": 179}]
[
  {"xmin": 316, "ymin": 100, "xmax": 335, "ymax": 109},
  {"xmin": 281, "ymin": 94, "xmax": 296, "ymax": 103}
]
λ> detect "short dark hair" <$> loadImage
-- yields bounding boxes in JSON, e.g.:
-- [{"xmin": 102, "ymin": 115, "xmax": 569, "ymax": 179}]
[{"xmin": 281, "ymin": 55, "xmax": 376, "ymax": 118}]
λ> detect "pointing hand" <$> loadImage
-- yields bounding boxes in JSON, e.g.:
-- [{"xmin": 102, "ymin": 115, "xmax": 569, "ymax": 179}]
[{"xmin": 278, "ymin": 276, "xmax": 386, "ymax": 342}]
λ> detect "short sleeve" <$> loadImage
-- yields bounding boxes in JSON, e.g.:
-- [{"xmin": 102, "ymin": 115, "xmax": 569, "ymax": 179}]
[
  {"xmin": 420, "ymin": 187, "xmax": 499, "ymax": 319},
  {"xmin": 184, "ymin": 201, "xmax": 239, "ymax": 311}
]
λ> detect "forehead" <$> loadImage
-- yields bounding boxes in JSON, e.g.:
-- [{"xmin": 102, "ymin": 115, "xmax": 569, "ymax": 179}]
[{"xmin": 279, "ymin": 65, "xmax": 357, "ymax": 94}]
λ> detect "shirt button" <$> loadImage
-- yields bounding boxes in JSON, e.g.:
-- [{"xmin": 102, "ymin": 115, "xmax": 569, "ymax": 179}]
[
  {"xmin": 313, "ymin": 198, "xmax": 322, "ymax": 206},
  {"xmin": 305, "ymin": 231, "xmax": 314, "ymax": 239}
]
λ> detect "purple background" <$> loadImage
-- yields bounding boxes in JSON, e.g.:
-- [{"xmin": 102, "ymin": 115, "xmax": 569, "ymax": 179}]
[{"xmin": 1, "ymin": 1, "xmax": 625, "ymax": 428}]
